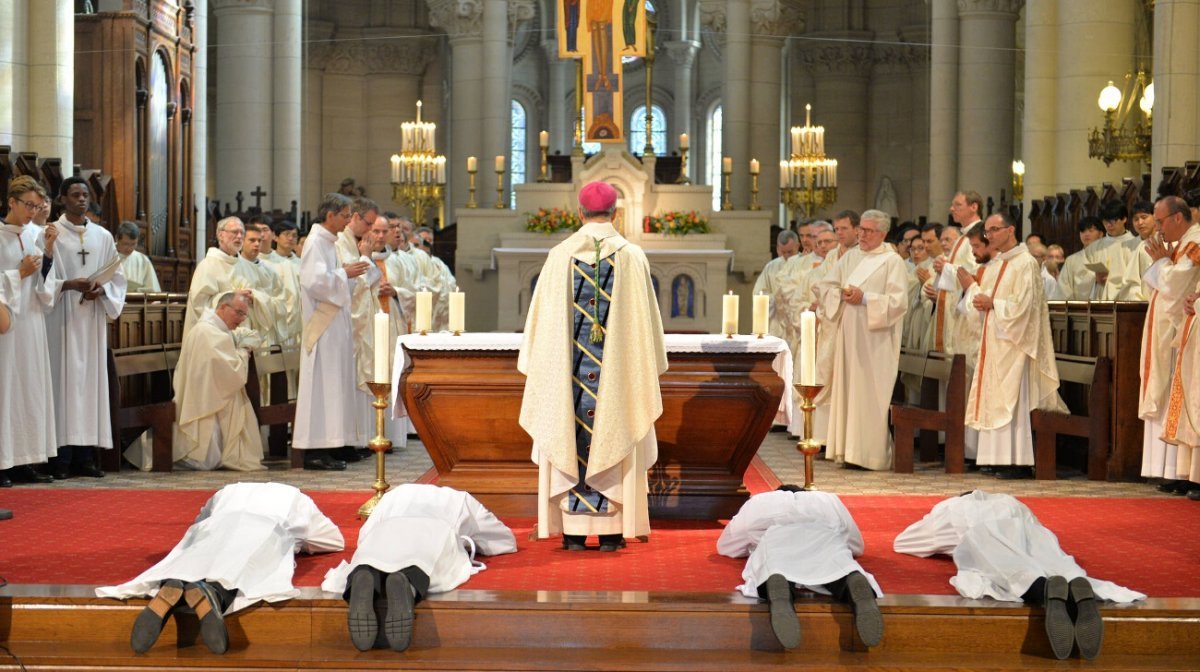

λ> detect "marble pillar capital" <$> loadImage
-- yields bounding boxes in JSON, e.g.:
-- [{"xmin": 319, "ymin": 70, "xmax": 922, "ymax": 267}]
[
  {"xmin": 426, "ymin": 0, "xmax": 484, "ymax": 39},
  {"xmin": 872, "ymin": 44, "xmax": 927, "ymax": 75},
  {"xmin": 955, "ymin": 0, "xmax": 1024, "ymax": 19},
  {"xmin": 508, "ymin": 0, "xmax": 536, "ymax": 35},
  {"xmin": 750, "ymin": 0, "xmax": 805, "ymax": 37},
  {"xmin": 797, "ymin": 34, "xmax": 875, "ymax": 78},
  {"xmin": 663, "ymin": 40, "xmax": 701, "ymax": 69},
  {"xmin": 310, "ymin": 35, "xmax": 438, "ymax": 76},
  {"xmin": 211, "ymin": 0, "xmax": 273, "ymax": 14},
  {"xmin": 699, "ymin": 0, "xmax": 726, "ymax": 33}
]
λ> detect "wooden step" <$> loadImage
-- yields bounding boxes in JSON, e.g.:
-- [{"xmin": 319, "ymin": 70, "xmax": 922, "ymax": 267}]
[{"xmin": 2, "ymin": 585, "xmax": 1198, "ymax": 670}]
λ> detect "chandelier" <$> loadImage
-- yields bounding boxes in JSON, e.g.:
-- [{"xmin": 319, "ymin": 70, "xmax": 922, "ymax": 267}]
[
  {"xmin": 1087, "ymin": 71, "xmax": 1153, "ymax": 167},
  {"xmin": 780, "ymin": 104, "xmax": 838, "ymax": 222},
  {"xmin": 389, "ymin": 101, "xmax": 446, "ymax": 228}
]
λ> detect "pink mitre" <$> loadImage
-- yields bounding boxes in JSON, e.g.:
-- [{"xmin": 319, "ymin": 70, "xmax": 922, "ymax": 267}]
[{"xmin": 579, "ymin": 181, "xmax": 618, "ymax": 212}]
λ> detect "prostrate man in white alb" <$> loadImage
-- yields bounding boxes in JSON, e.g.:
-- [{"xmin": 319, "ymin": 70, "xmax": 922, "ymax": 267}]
[
  {"xmin": 294, "ymin": 193, "xmax": 373, "ymax": 471},
  {"xmin": 45, "ymin": 177, "xmax": 128, "ymax": 479},
  {"xmin": 323, "ymin": 484, "xmax": 517, "ymax": 652},
  {"xmin": 753, "ymin": 229, "xmax": 801, "ymax": 341},
  {"xmin": 171, "ymin": 292, "xmax": 267, "ymax": 472},
  {"xmin": 115, "ymin": 221, "xmax": 161, "ymax": 293},
  {"xmin": 0, "ymin": 176, "xmax": 61, "ymax": 488},
  {"xmin": 1140, "ymin": 196, "xmax": 1200, "ymax": 495},
  {"xmin": 98, "ymin": 482, "xmax": 344, "ymax": 655},
  {"xmin": 895, "ymin": 490, "xmax": 1145, "ymax": 660},
  {"xmin": 956, "ymin": 212, "xmax": 1065, "ymax": 479},
  {"xmin": 815, "ymin": 209, "xmax": 909, "ymax": 470},
  {"xmin": 717, "ymin": 485, "xmax": 883, "ymax": 650},
  {"xmin": 519, "ymin": 181, "xmax": 666, "ymax": 552}
]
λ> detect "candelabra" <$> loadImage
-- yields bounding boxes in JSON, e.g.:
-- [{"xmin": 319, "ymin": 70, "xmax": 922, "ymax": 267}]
[
  {"xmin": 793, "ymin": 383, "xmax": 825, "ymax": 491},
  {"xmin": 1088, "ymin": 71, "xmax": 1153, "ymax": 167},
  {"xmin": 389, "ymin": 101, "xmax": 446, "ymax": 229},
  {"xmin": 358, "ymin": 381, "xmax": 393, "ymax": 518},
  {"xmin": 780, "ymin": 104, "xmax": 838, "ymax": 222},
  {"xmin": 495, "ymin": 165, "xmax": 506, "ymax": 209}
]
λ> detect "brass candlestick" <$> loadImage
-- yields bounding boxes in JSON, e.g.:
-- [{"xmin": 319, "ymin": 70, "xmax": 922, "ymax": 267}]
[
  {"xmin": 358, "ymin": 381, "xmax": 393, "ymax": 518},
  {"xmin": 494, "ymin": 167, "xmax": 506, "ymax": 209},
  {"xmin": 466, "ymin": 167, "xmax": 477, "ymax": 208},
  {"xmin": 538, "ymin": 146, "xmax": 549, "ymax": 182},
  {"xmin": 793, "ymin": 383, "xmax": 825, "ymax": 491},
  {"xmin": 750, "ymin": 172, "xmax": 761, "ymax": 210},
  {"xmin": 675, "ymin": 146, "xmax": 691, "ymax": 184},
  {"xmin": 721, "ymin": 169, "xmax": 733, "ymax": 210}
]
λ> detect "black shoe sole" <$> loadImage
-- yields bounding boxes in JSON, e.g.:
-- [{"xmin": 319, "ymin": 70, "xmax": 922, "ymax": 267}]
[
  {"xmin": 130, "ymin": 580, "xmax": 184, "ymax": 653},
  {"xmin": 1069, "ymin": 577, "xmax": 1103, "ymax": 660},
  {"xmin": 765, "ymin": 574, "xmax": 800, "ymax": 650},
  {"xmin": 846, "ymin": 572, "xmax": 883, "ymax": 647},
  {"xmin": 384, "ymin": 572, "xmax": 415, "ymax": 652},
  {"xmin": 348, "ymin": 569, "xmax": 379, "ymax": 651},
  {"xmin": 1044, "ymin": 576, "xmax": 1073, "ymax": 660},
  {"xmin": 185, "ymin": 582, "xmax": 229, "ymax": 654}
]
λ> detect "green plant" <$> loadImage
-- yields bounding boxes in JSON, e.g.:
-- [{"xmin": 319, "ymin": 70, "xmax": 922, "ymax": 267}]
[
  {"xmin": 644, "ymin": 210, "xmax": 711, "ymax": 236},
  {"xmin": 525, "ymin": 207, "xmax": 581, "ymax": 234}
]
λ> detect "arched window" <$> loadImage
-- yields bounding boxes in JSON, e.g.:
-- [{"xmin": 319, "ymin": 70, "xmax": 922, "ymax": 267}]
[
  {"xmin": 629, "ymin": 104, "xmax": 667, "ymax": 156},
  {"xmin": 511, "ymin": 100, "xmax": 527, "ymax": 208},
  {"xmin": 708, "ymin": 104, "xmax": 723, "ymax": 211}
]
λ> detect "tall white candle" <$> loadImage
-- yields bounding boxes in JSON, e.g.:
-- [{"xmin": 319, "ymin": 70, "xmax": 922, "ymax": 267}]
[
  {"xmin": 722, "ymin": 291, "xmax": 739, "ymax": 336},
  {"xmin": 539, "ymin": 130, "xmax": 549, "ymax": 148},
  {"xmin": 467, "ymin": 155, "xmax": 477, "ymax": 172},
  {"xmin": 416, "ymin": 291, "xmax": 433, "ymax": 333},
  {"xmin": 752, "ymin": 292, "xmax": 769, "ymax": 335},
  {"xmin": 495, "ymin": 155, "xmax": 505, "ymax": 172},
  {"xmin": 679, "ymin": 132, "xmax": 689, "ymax": 150},
  {"xmin": 799, "ymin": 310, "xmax": 817, "ymax": 385},
  {"xmin": 722, "ymin": 156, "xmax": 732, "ymax": 173},
  {"xmin": 448, "ymin": 291, "xmax": 465, "ymax": 333},
  {"xmin": 373, "ymin": 312, "xmax": 390, "ymax": 383},
  {"xmin": 749, "ymin": 158, "xmax": 760, "ymax": 175},
  {"xmin": 390, "ymin": 154, "xmax": 401, "ymax": 183}
]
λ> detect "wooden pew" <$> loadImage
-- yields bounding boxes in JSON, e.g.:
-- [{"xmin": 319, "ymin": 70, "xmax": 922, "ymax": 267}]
[
  {"xmin": 245, "ymin": 346, "xmax": 300, "ymax": 467},
  {"xmin": 890, "ymin": 350, "xmax": 967, "ymax": 473},
  {"xmin": 105, "ymin": 344, "xmax": 178, "ymax": 473},
  {"xmin": 1031, "ymin": 354, "xmax": 1112, "ymax": 480}
]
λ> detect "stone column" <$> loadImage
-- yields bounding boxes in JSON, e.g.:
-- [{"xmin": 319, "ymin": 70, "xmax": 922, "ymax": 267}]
[
  {"xmin": 25, "ymin": 0, "xmax": 72, "ymax": 166},
  {"xmin": 956, "ymin": 0, "xmax": 1022, "ymax": 203},
  {"xmin": 213, "ymin": 0, "xmax": 274, "ymax": 206},
  {"xmin": 272, "ymin": 0, "xmax": 302, "ymax": 210},
  {"xmin": 0, "ymin": 0, "xmax": 28, "ymax": 149},
  {"xmin": 1021, "ymin": 0, "xmax": 1056, "ymax": 216},
  {"xmin": 868, "ymin": 45, "xmax": 915, "ymax": 220},
  {"xmin": 193, "ymin": 0, "xmax": 209, "ymax": 255},
  {"xmin": 1054, "ymin": 0, "xmax": 1135, "ymax": 192},
  {"xmin": 722, "ymin": 0, "xmax": 751, "ymax": 207},
  {"xmin": 481, "ymin": 0, "xmax": 510, "ymax": 201},
  {"xmin": 1152, "ymin": 0, "xmax": 1200, "ymax": 181},
  {"xmin": 302, "ymin": 19, "xmax": 333, "ymax": 205},
  {"xmin": 429, "ymin": 0, "xmax": 485, "ymax": 213},
  {"xmin": 928, "ymin": 0, "xmax": 958, "ymax": 217},
  {"xmin": 664, "ymin": 40, "xmax": 699, "ymax": 179},
  {"xmin": 543, "ymin": 40, "xmax": 574, "ymax": 156},
  {"xmin": 903, "ymin": 29, "xmax": 931, "ymax": 221},
  {"xmin": 746, "ymin": 3, "xmax": 800, "ymax": 219},
  {"xmin": 798, "ymin": 35, "xmax": 873, "ymax": 217}
]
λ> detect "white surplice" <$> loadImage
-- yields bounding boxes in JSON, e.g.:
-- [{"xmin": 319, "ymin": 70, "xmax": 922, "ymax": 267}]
[
  {"xmin": 1091, "ymin": 231, "xmax": 1138, "ymax": 300},
  {"xmin": 183, "ymin": 248, "xmax": 276, "ymax": 339},
  {"xmin": 894, "ymin": 490, "xmax": 1145, "ymax": 603},
  {"xmin": 45, "ymin": 215, "xmax": 127, "ymax": 449},
  {"xmin": 717, "ymin": 490, "xmax": 882, "ymax": 599},
  {"xmin": 0, "ymin": 222, "xmax": 59, "ymax": 469},
  {"xmin": 1057, "ymin": 240, "xmax": 1103, "ymax": 300},
  {"xmin": 333, "ymin": 228, "xmax": 386, "ymax": 447},
  {"xmin": 927, "ymin": 221, "xmax": 980, "ymax": 355},
  {"xmin": 322, "ymin": 484, "xmax": 516, "ymax": 595},
  {"xmin": 816, "ymin": 245, "xmax": 909, "ymax": 470},
  {"xmin": 261, "ymin": 251, "xmax": 302, "ymax": 347},
  {"xmin": 120, "ymin": 249, "xmax": 161, "ymax": 293},
  {"xmin": 97, "ymin": 483, "xmax": 344, "ymax": 614},
  {"xmin": 238, "ymin": 256, "xmax": 286, "ymax": 347},
  {"xmin": 293, "ymin": 226, "xmax": 365, "ymax": 450},
  {"xmin": 1116, "ymin": 239, "xmax": 1153, "ymax": 301}
]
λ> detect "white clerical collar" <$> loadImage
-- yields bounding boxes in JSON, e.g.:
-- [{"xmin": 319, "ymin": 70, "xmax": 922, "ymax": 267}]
[
  {"xmin": 55, "ymin": 214, "xmax": 92, "ymax": 235},
  {"xmin": 200, "ymin": 308, "xmax": 232, "ymax": 333},
  {"xmin": 1, "ymin": 222, "xmax": 23, "ymax": 235},
  {"xmin": 998, "ymin": 242, "xmax": 1027, "ymax": 261},
  {"xmin": 371, "ymin": 251, "xmax": 389, "ymax": 261},
  {"xmin": 577, "ymin": 221, "xmax": 619, "ymax": 240},
  {"xmin": 313, "ymin": 225, "xmax": 337, "ymax": 241},
  {"xmin": 208, "ymin": 247, "xmax": 239, "ymax": 264}
]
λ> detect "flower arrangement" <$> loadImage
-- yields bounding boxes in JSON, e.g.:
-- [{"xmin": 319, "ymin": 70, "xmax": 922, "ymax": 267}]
[
  {"xmin": 525, "ymin": 207, "xmax": 581, "ymax": 234},
  {"xmin": 644, "ymin": 210, "xmax": 711, "ymax": 236}
]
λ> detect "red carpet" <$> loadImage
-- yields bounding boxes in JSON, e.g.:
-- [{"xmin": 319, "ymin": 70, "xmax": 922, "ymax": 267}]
[{"xmin": 1, "ymin": 489, "xmax": 1196, "ymax": 597}]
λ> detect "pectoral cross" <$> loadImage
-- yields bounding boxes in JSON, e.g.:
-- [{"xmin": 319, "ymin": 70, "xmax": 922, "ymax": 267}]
[{"xmin": 77, "ymin": 246, "xmax": 89, "ymax": 266}]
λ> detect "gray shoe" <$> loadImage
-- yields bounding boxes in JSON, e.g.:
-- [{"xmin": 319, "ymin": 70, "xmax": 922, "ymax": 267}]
[
  {"xmin": 384, "ymin": 572, "xmax": 415, "ymax": 652},
  {"xmin": 845, "ymin": 572, "xmax": 883, "ymax": 647},
  {"xmin": 184, "ymin": 581, "xmax": 229, "ymax": 654},
  {"xmin": 1043, "ymin": 576, "xmax": 1073, "ymax": 660},
  {"xmin": 347, "ymin": 568, "xmax": 379, "ymax": 651},
  {"xmin": 130, "ymin": 579, "xmax": 184, "ymax": 653},
  {"xmin": 1069, "ymin": 577, "xmax": 1103, "ymax": 660},
  {"xmin": 765, "ymin": 574, "xmax": 800, "ymax": 650}
]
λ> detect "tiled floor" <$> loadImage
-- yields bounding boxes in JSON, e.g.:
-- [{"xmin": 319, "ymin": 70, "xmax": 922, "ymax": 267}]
[{"xmin": 18, "ymin": 431, "xmax": 1176, "ymax": 499}]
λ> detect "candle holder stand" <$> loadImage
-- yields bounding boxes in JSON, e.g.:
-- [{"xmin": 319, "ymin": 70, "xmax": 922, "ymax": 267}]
[
  {"xmin": 793, "ymin": 383, "xmax": 825, "ymax": 491},
  {"xmin": 538, "ymin": 146, "xmax": 550, "ymax": 183},
  {"xmin": 721, "ymin": 170, "xmax": 733, "ymax": 210},
  {"xmin": 358, "ymin": 381, "xmax": 393, "ymax": 518},
  {"xmin": 494, "ymin": 167, "xmax": 506, "ymax": 209},
  {"xmin": 466, "ymin": 168, "xmax": 478, "ymax": 209},
  {"xmin": 675, "ymin": 146, "xmax": 691, "ymax": 184},
  {"xmin": 750, "ymin": 173, "xmax": 762, "ymax": 211}
]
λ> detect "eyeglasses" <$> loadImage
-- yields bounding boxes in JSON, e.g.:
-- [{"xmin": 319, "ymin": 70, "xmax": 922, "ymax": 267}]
[
  {"xmin": 16, "ymin": 199, "xmax": 43, "ymax": 210},
  {"xmin": 984, "ymin": 226, "xmax": 1009, "ymax": 235},
  {"xmin": 859, "ymin": 227, "xmax": 884, "ymax": 235}
]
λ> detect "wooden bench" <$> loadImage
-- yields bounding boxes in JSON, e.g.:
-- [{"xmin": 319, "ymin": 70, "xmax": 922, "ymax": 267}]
[
  {"xmin": 105, "ymin": 344, "xmax": 178, "ymax": 473},
  {"xmin": 1031, "ymin": 354, "xmax": 1112, "ymax": 480},
  {"xmin": 890, "ymin": 350, "xmax": 967, "ymax": 474},
  {"xmin": 245, "ymin": 346, "xmax": 300, "ymax": 467}
]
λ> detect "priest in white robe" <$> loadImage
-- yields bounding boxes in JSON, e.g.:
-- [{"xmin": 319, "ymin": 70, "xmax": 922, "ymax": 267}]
[
  {"xmin": 237, "ymin": 223, "xmax": 286, "ymax": 347},
  {"xmin": 97, "ymin": 482, "xmax": 343, "ymax": 654},
  {"xmin": 171, "ymin": 293, "xmax": 267, "ymax": 472},
  {"xmin": 930, "ymin": 192, "xmax": 984, "ymax": 355},
  {"xmin": 753, "ymin": 229, "xmax": 801, "ymax": 341},
  {"xmin": 183, "ymin": 217, "xmax": 275, "ymax": 338},
  {"xmin": 414, "ymin": 226, "xmax": 459, "ymax": 331},
  {"xmin": 1162, "ymin": 291, "xmax": 1200, "ymax": 498},
  {"xmin": 0, "ymin": 177, "xmax": 60, "ymax": 487},
  {"xmin": 115, "ymin": 221, "xmax": 161, "ymax": 293},
  {"xmin": 1090, "ymin": 203, "xmax": 1140, "ymax": 300},
  {"xmin": 44, "ymin": 177, "xmax": 127, "ymax": 478},
  {"xmin": 261, "ymin": 220, "xmax": 303, "ymax": 348},
  {"xmin": 958, "ymin": 213, "xmax": 1066, "ymax": 478},
  {"xmin": 717, "ymin": 486, "xmax": 883, "ymax": 650},
  {"xmin": 950, "ymin": 226, "xmax": 993, "ymax": 461},
  {"xmin": 322, "ymin": 484, "xmax": 517, "ymax": 652},
  {"xmin": 809, "ymin": 213, "xmax": 861, "ymax": 440},
  {"xmin": 1114, "ymin": 201, "xmax": 1157, "ymax": 301},
  {"xmin": 815, "ymin": 210, "xmax": 908, "ymax": 470},
  {"xmin": 780, "ymin": 222, "xmax": 832, "ymax": 432},
  {"xmin": 384, "ymin": 216, "xmax": 421, "ymax": 332},
  {"xmin": 294, "ymin": 193, "xmax": 374, "ymax": 470},
  {"xmin": 519, "ymin": 181, "xmax": 667, "ymax": 550},
  {"xmin": 1056, "ymin": 217, "xmax": 1106, "ymax": 300},
  {"xmin": 895, "ymin": 490, "xmax": 1145, "ymax": 660}
]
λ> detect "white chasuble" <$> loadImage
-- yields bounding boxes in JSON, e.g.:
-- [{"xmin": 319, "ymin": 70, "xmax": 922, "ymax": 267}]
[
  {"xmin": 172, "ymin": 310, "xmax": 266, "ymax": 471},
  {"xmin": 519, "ymin": 222, "xmax": 667, "ymax": 540},
  {"xmin": 0, "ymin": 223, "xmax": 60, "ymax": 468},
  {"xmin": 120, "ymin": 249, "xmax": 161, "ymax": 293},
  {"xmin": 293, "ymin": 226, "xmax": 362, "ymax": 450},
  {"xmin": 184, "ymin": 248, "xmax": 275, "ymax": 339},
  {"xmin": 46, "ymin": 216, "xmax": 127, "ymax": 449},
  {"xmin": 816, "ymin": 245, "xmax": 909, "ymax": 471},
  {"xmin": 262, "ymin": 252, "xmax": 302, "ymax": 347}
]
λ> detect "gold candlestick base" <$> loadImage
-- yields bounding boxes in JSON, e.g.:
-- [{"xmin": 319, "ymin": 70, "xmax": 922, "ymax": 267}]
[
  {"xmin": 358, "ymin": 381, "xmax": 394, "ymax": 519},
  {"xmin": 538, "ymin": 146, "xmax": 549, "ymax": 183},
  {"xmin": 675, "ymin": 146, "xmax": 691, "ymax": 184},
  {"xmin": 494, "ymin": 168, "xmax": 506, "ymax": 209},
  {"xmin": 466, "ymin": 169, "xmax": 478, "ymax": 209},
  {"xmin": 793, "ymin": 383, "xmax": 825, "ymax": 491}
]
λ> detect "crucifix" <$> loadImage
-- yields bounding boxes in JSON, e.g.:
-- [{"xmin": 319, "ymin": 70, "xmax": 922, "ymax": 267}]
[
  {"xmin": 77, "ymin": 226, "xmax": 89, "ymax": 266},
  {"xmin": 559, "ymin": 0, "xmax": 647, "ymax": 144},
  {"xmin": 250, "ymin": 185, "xmax": 268, "ymax": 210}
]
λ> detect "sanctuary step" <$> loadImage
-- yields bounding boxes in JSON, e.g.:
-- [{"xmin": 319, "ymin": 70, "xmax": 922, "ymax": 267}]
[{"xmin": 2, "ymin": 586, "xmax": 1198, "ymax": 671}]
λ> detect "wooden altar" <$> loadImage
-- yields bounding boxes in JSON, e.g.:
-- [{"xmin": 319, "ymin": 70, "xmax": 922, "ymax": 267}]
[{"xmin": 394, "ymin": 334, "xmax": 790, "ymax": 519}]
